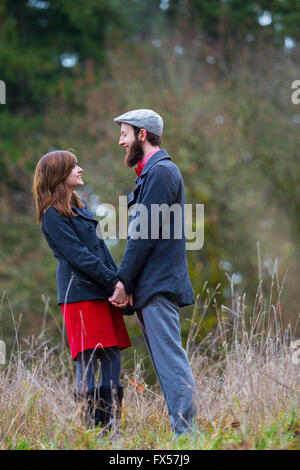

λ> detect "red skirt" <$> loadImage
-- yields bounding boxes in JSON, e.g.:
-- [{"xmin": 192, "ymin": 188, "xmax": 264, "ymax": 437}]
[{"xmin": 60, "ymin": 300, "xmax": 131, "ymax": 360}]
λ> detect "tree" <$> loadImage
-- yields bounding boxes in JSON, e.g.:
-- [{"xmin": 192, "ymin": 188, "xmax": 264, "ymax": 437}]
[
  {"xmin": 0, "ymin": 0, "xmax": 129, "ymax": 113},
  {"xmin": 167, "ymin": 0, "xmax": 300, "ymax": 45}
]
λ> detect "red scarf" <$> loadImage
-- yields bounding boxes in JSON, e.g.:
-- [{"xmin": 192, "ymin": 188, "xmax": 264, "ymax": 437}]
[
  {"xmin": 134, "ymin": 161, "xmax": 143, "ymax": 178},
  {"xmin": 134, "ymin": 150, "xmax": 159, "ymax": 178}
]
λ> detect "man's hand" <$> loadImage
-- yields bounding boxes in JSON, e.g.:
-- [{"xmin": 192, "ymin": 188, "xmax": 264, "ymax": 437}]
[{"xmin": 109, "ymin": 280, "xmax": 129, "ymax": 308}]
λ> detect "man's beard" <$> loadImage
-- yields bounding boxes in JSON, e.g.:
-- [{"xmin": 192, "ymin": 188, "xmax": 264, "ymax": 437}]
[{"xmin": 125, "ymin": 137, "xmax": 144, "ymax": 167}]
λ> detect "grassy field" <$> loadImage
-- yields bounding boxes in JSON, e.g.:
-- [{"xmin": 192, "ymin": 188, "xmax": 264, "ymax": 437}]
[{"xmin": 0, "ymin": 264, "xmax": 299, "ymax": 450}]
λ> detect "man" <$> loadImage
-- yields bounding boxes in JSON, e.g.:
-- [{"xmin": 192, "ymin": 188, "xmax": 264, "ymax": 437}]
[{"xmin": 109, "ymin": 109, "xmax": 197, "ymax": 435}]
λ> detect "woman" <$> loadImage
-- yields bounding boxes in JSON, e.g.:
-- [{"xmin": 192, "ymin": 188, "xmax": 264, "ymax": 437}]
[{"xmin": 32, "ymin": 150, "xmax": 131, "ymax": 429}]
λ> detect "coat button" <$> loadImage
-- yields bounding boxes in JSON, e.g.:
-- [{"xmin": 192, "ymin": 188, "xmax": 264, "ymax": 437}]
[
  {"xmin": 88, "ymin": 226, "xmax": 93, "ymax": 232},
  {"xmin": 94, "ymin": 243, "xmax": 98, "ymax": 249},
  {"xmin": 100, "ymin": 242, "xmax": 104, "ymax": 248},
  {"xmin": 105, "ymin": 275, "xmax": 111, "ymax": 281},
  {"xmin": 105, "ymin": 261, "xmax": 110, "ymax": 267}
]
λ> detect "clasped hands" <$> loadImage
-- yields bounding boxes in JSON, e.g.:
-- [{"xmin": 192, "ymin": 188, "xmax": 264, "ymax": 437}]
[{"xmin": 109, "ymin": 280, "xmax": 133, "ymax": 308}]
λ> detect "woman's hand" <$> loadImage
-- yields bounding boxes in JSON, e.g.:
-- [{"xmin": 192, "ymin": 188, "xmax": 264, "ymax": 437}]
[{"xmin": 109, "ymin": 280, "xmax": 129, "ymax": 308}]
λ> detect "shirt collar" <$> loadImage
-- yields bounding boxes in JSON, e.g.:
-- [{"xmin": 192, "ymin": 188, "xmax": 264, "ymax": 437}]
[
  {"xmin": 134, "ymin": 149, "xmax": 171, "ymax": 183},
  {"xmin": 134, "ymin": 149, "xmax": 159, "ymax": 178}
]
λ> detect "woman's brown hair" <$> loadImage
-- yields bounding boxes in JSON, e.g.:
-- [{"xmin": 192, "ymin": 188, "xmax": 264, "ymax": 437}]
[{"xmin": 32, "ymin": 150, "xmax": 85, "ymax": 223}]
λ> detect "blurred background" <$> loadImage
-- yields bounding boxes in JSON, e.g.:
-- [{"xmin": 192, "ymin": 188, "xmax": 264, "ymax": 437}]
[{"xmin": 0, "ymin": 0, "xmax": 300, "ymax": 378}]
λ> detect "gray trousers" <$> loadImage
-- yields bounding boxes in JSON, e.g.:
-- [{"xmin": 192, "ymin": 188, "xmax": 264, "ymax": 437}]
[{"xmin": 137, "ymin": 294, "xmax": 197, "ymax": 435}]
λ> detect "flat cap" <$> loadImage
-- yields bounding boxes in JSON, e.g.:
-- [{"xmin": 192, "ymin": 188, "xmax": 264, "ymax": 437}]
[{"xmin": 113, "ymin": 109, "xmax": 163, "ymax": 136}]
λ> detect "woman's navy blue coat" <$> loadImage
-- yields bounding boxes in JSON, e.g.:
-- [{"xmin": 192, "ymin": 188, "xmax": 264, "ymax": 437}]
[{"xmin": 41, "ymin": 201, "xmax": 120, "ymax": 305}]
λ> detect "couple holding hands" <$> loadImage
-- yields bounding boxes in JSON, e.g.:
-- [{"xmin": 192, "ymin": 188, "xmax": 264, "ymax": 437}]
[{"xmin": 32, "ymin": 109, "xmax": 197, "ymax": 436}]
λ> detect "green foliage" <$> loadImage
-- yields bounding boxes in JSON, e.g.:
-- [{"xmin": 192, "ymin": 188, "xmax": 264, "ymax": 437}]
[
  {"xmin": 0, "ymin": 0, "xmax": 171, "ymax": 194},
  {"xmin": 2, "ymin": 36, "xmax": 300, "ymax": 350},
  {"xmin": 1, "ymin": 0, "xmax": 300, "ymax": 366},
  {"xmin": 0, "ymin": 0, "xmax": 128, "ymax": 112},
  {"xmin": 168, "ymin": 0, "xmax": 300, "ymax": 42}
]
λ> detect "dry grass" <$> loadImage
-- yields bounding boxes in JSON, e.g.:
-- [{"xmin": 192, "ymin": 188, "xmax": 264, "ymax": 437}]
[{"xmin": 0, "ymin": 259, "xmax": 300, "ymax": 450}]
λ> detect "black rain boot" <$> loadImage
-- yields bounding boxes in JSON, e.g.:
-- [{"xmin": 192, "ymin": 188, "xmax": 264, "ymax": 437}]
[
  {"xmin": 98, "ymin": 385, "xmax": 123, "ymax": 432},
  {"xmin": 115, "ymin": 386, "xmax": 124, "ymax": 423},
  {"xmin": 73, "ymin": 388, "xmax": 102, "ymax": 428}
]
